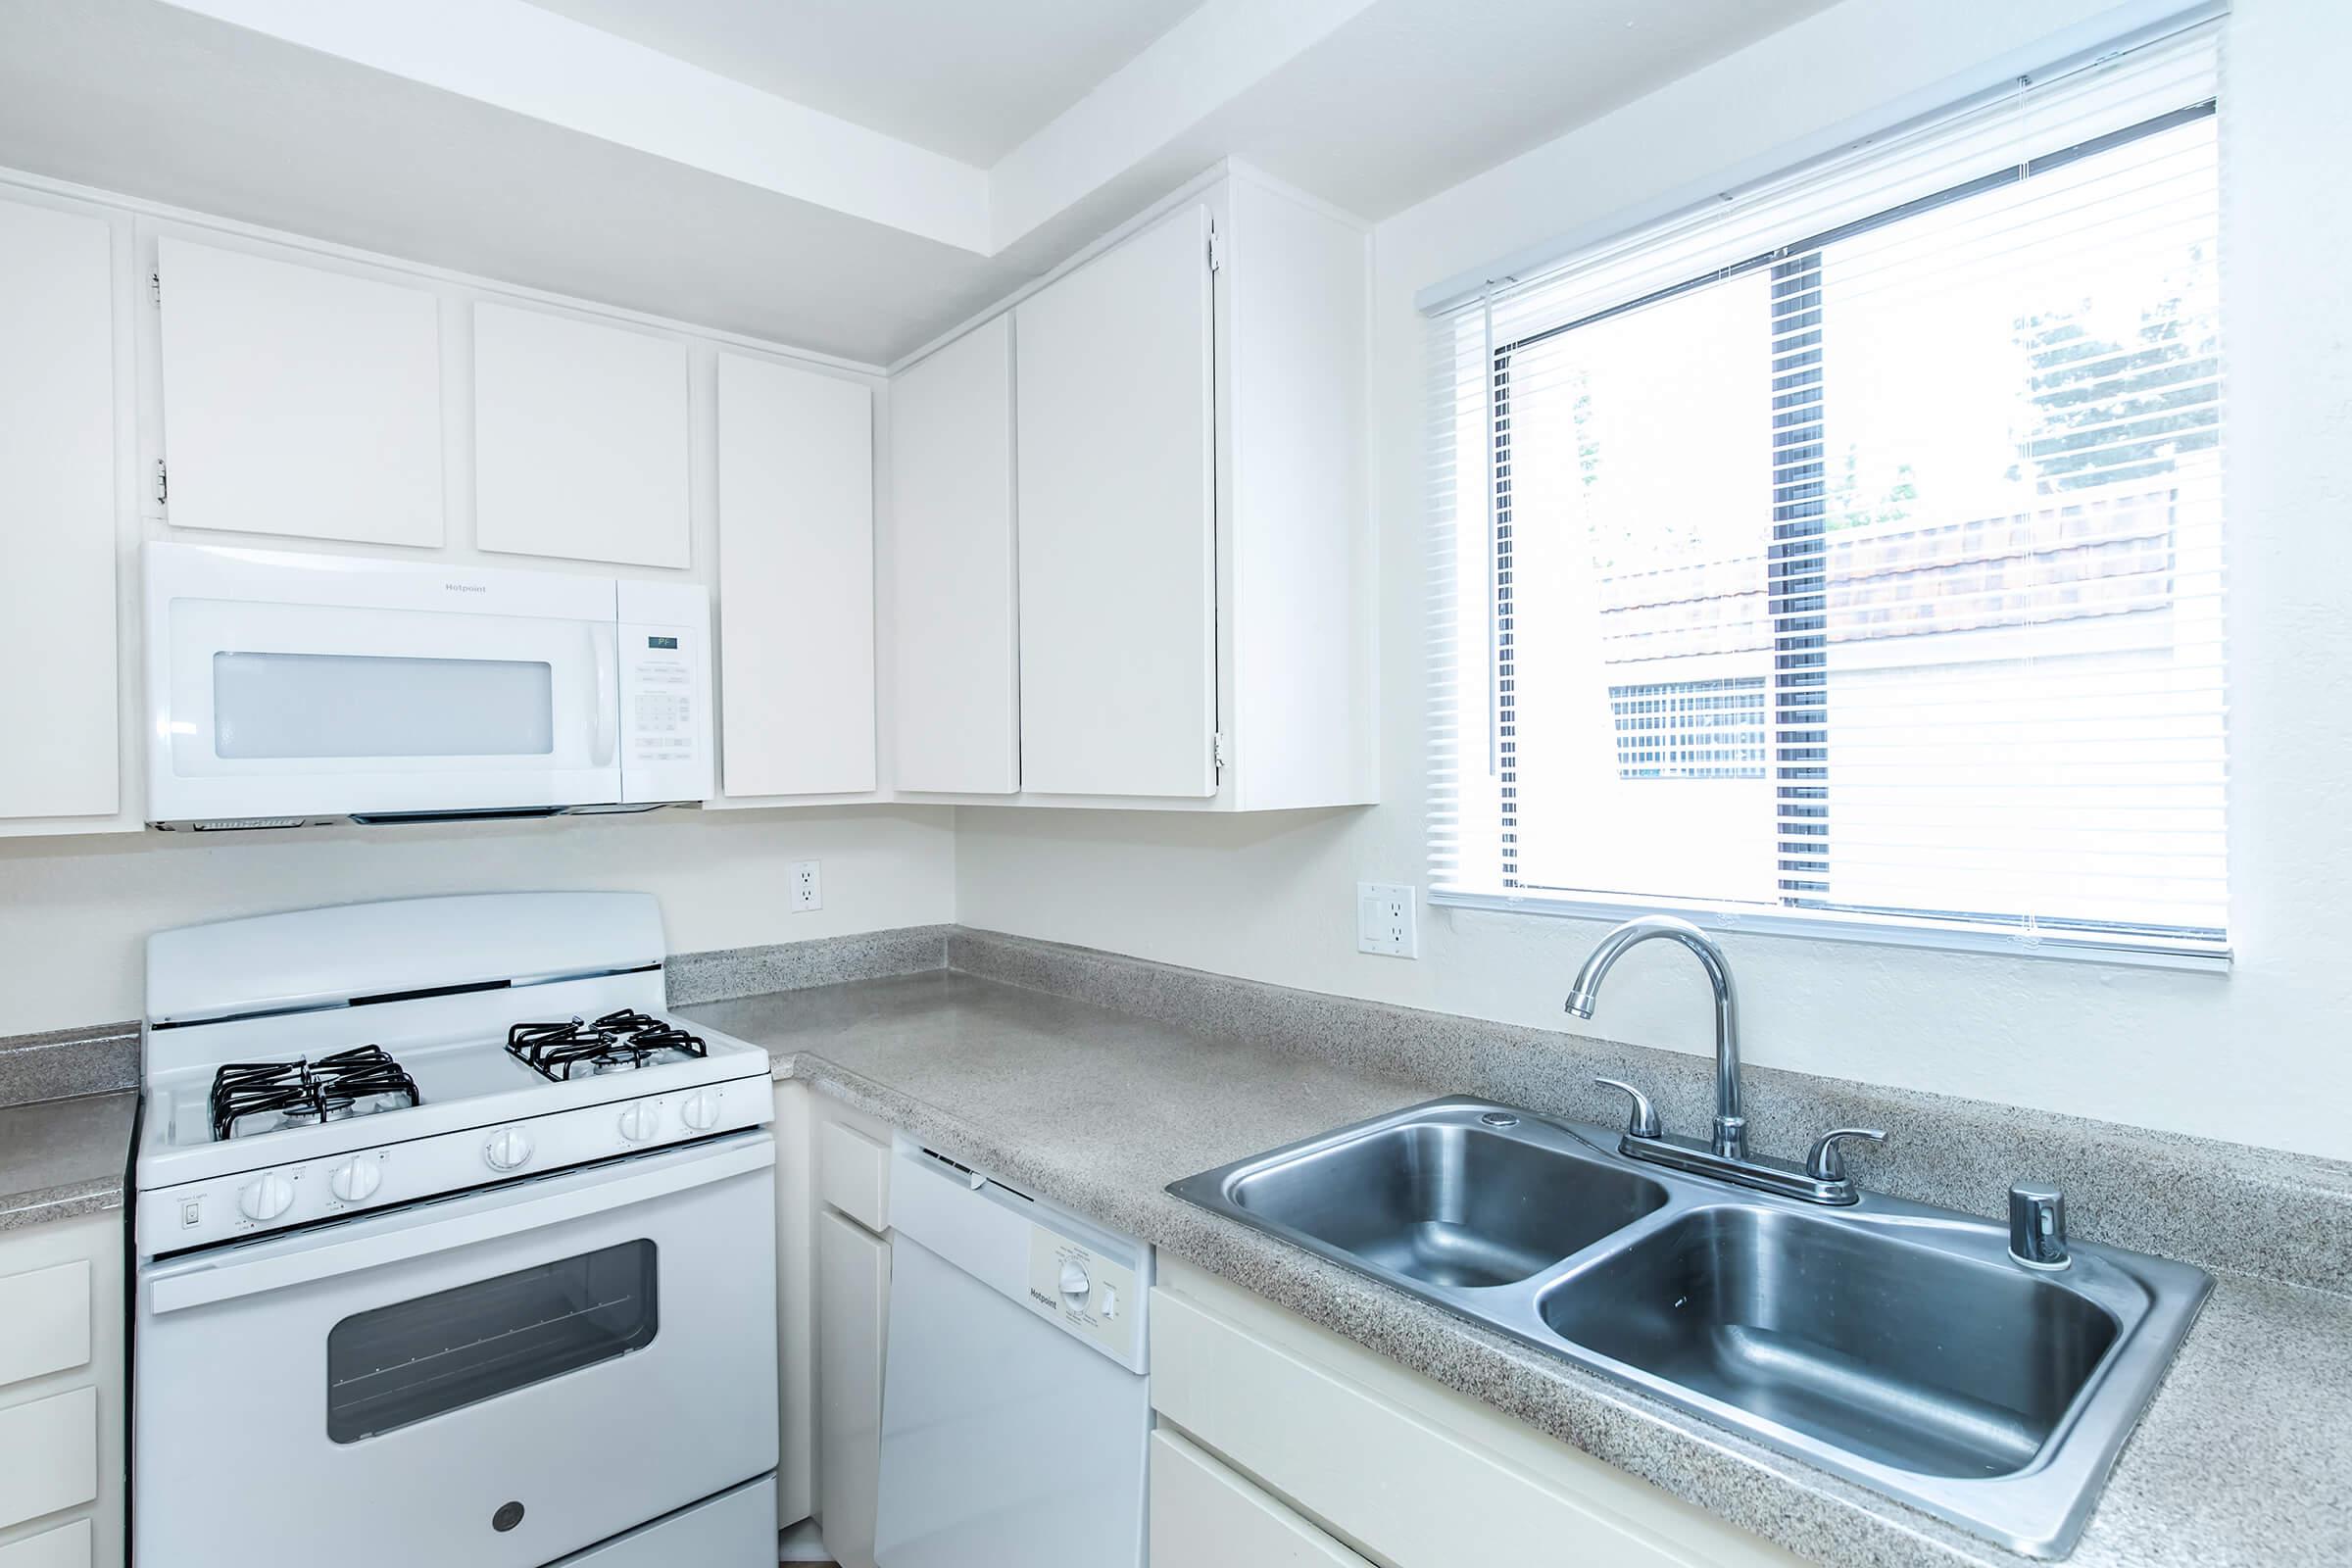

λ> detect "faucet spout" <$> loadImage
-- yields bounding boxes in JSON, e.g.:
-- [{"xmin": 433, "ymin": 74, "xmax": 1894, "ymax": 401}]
[{"xmin": 1565, "ymin": 915, "xmax": 1746, "ymax": 1160}]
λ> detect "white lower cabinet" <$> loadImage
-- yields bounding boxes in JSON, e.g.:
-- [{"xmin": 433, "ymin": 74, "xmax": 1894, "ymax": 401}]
[
  {"xmin": 0, "ymin": 1213, "xmax": 122, "ymax": 1568},
  {"xmin": 808, "ymin": 1094, "xmax": 896, "ymax": 1568},
  {"xmin": 0, "ymin": 1519, "xmax": 90, "ymax": 1568},
  {"xmin": 1152, "ymin": 1429, "xmax": 1370, "ymax": 1567},
  {"xmin": 1150, "ymin": 1257, "xmax": 1798, "ymax": 1568}
]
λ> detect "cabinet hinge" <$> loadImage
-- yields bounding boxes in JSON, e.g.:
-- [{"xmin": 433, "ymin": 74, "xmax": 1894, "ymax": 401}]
[
  {"xmin": 150, "ymin": 270, "xmax": 161, "ymax": 308},
  {"xmin": 1207, "ymin": 221, "xmax": 1220, "ymax": 274},
  {"xmin": 1212, "ymin": 733, "xmax": 1228, "ymax": 769},
  {"xmin": 154, "ymin": 460, "xmax": 168, "ymax": 506}
]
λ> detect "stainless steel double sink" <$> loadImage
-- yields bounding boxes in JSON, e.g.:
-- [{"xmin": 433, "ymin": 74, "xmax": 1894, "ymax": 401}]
[{"xmin": 1167, "ymin": 1099, "xmax": 2212, "ymax": 1557}]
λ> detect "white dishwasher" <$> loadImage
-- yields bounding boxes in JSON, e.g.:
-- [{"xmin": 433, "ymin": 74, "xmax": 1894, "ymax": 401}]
[{"xmin": 874, "ymin": 1139, "xmax": 1152, "ymax": 1567}]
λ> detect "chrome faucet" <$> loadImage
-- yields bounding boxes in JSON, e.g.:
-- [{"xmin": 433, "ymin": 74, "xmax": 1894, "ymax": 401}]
[
  {"xmin": 1567, "ymin": 915, "xmax": 1747, "ymax": 1158},
  {"xmin": 1568, "ymin": 914, "xmax": 1886, "ymax": 1205}
]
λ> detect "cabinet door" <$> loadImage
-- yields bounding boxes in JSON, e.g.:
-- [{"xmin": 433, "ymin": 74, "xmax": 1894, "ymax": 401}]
[
  {"xmin": 890, "ymin": 316, "xmax": 1018, "ymax": 794},
  {"xmin": 0, "ymin": 197, "xmax": 117, "ymax": 821},
  {"xmin": 1014, "ymin": 203, "xmax": 1216, "ymax": 798},
  {"xmin": 814, "ymin": 1211, "xmax": 888, "ymax": 1568},
  {"xmin": 1152, "ymin": 1431, "xmax": 1370, "ymax": 1567},
  {"xmin": 157, "ymin": 236, "xmax": 443, "ymax": 547},
  {"xmin": 473, "ymin": 301, "xmax": 689, "ymax": 567},
  {"xmin": 716, "ymin": 353, "xmax": 875, "ymax": 797}
]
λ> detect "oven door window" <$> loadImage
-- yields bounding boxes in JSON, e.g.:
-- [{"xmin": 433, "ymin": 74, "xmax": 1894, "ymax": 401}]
[{"xmin": 325, "ymin": 1239, "xmax": 658, "ymax": 1443}]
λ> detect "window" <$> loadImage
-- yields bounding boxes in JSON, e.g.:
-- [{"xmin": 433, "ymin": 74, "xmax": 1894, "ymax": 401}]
[{"xmin": 1428, "ymin": 25, "xmax": 2226, "ymax": 961}]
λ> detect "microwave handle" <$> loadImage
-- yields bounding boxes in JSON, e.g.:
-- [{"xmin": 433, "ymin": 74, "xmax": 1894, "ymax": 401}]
[
  {"xmin": 589, "ymin": 621, "xmax": 618, "ymax": 768},
  {"xmin": 148, "ymin": 1134, "xmax": 772, "ymax": 1316}
]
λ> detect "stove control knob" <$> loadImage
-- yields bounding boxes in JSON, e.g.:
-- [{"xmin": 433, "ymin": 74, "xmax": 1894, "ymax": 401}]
[
  {"xmin": 327, "ymin": 1159, "xmax": 381, "ymax": 1204},
  {"xmin": 617, "ymin": 1102, "xmax": 661, "ymax": 1143},
  {"xmin": 237, "ymin": 1171, "xmax": 296, "ymax": 1223},
  {"xmin": 680, "ymin": 1091, "xmax": 719, "ymax": 1132},
  {"xmin": 483, "ymin": 1127, "xmax": 535, "ymax": 1171},
  {"xmin": 1058, "ymin": 1258, "xmax": 1092, "ymax": 1310}
]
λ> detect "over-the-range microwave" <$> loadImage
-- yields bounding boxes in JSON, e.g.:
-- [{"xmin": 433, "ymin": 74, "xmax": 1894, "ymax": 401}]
[{"xmin": 143, "ymin": 541, "xmax": 712, "ymax": 830}]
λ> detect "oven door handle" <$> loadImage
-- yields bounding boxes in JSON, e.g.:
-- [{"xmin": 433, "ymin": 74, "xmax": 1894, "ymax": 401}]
[{"xmin": 148, "ymin": 1135, "xmax": 772, "ymax": 1316}]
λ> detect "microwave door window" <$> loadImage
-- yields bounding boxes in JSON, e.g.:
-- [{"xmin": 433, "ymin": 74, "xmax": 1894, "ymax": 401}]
[{"xmin": 212, "ymin": 651, "xmax": 557, "ymax": 759}]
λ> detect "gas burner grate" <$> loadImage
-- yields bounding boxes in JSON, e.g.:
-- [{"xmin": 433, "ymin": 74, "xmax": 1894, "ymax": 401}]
[
  {"xmin": 209, "ymin": 1044, "xmax": 423, "ymax": 1142},
  {"xmin": 505, "ymin": 1010, "xmax": 708, "ymax": 1083}
]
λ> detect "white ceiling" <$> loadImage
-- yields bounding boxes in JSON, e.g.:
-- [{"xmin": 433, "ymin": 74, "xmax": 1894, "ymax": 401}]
[
  {"xmin": 521, "ymin": 0, "xmax": 1204, "ymax": 165},
  {"xmin": 0, "ymin": 0, "xmax": 1839, "ymax": 363}
]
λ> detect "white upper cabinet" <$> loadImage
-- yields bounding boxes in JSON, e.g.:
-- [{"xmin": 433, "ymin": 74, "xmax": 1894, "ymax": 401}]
[
  {"xmin": 1217, "ymin": 174, "xmax": 1374, "ymax": 811},
  {"xmin": 473, "ymin": 302, "xmax": 690, "ymax": 568},
  {"xmin": 716, "ymin": 352, "xmax": 876, "ymax": 798},
  {"xmin": 891, "ymin": 314, "xmax": 1018, "ymax": 795},
  {"xmin": 157, "ymin": 236, "xmax": 443, "ymax": 548},
  {"xmin": 1015, "ymin": 202, "xmax": 1218, "ymax": 799},
  {"xmin": 900, "ymin": 172, "xmax": 1374, "ymax": 811},
  {"xmin": 0, "ymin": 196, "xmax": 118, "ymax": 822}
]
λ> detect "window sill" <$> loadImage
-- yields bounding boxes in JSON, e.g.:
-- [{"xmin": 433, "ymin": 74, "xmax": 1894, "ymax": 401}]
[{"xmin": 1427, "ymin": 889, "xmax": 2231, "ymax": 973}]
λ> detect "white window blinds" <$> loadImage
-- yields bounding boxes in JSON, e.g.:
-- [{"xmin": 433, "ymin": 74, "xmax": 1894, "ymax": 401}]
[{"xmin": 1426, "ymin": 23, "xmax": 2226, "ymax": 962}]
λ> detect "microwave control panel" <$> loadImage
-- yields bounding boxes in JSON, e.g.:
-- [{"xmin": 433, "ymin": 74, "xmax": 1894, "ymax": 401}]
[{"xmin": 617, "ymin": 580, "xmax": 713, "ymax": 804}]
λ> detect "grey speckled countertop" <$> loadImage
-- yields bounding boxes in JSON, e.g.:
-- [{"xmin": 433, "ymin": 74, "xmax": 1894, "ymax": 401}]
[
  {"xmin": 684, "ymin": 969, "xmax": 2352, "ymax": 1568},
  {"xmin": 0, "ymin": 1091, "xmax": 136, "ymax": 1234}
]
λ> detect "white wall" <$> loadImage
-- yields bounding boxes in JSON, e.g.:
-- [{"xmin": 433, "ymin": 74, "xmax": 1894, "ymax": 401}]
[
  {"xmin": 0, "ymin": 807, "xmax": 955, "ymax": 1034},
  {"xmin": 956, "ymin": 0, "xmax": 2352, "ymax": 1162}
]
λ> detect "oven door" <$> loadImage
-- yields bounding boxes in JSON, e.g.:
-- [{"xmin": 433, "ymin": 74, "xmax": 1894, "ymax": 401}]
[
  {"xmin": 134, "ymin": 1133, "xmax": 777, "ymax": 1568},
  {"xmin": 143, "ymin": 542, "xmax": 623, "ymax": 825}
]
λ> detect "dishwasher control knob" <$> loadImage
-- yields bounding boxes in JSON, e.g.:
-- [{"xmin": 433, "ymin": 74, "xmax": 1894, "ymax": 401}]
[
  {"xmin": 327, "ymin": 1159, "xmax": 381, "ymax": 1203},
  {"xmin": 1058, "ymin": 1258, "xmax": 1092, "ymax": 1309},
  {"xmin": 237, "ymin": 1171, "xmax": 296, "ymax": 1222},
  {"xmin": 484, "ymin": 1127, "xmax": 535, "ymax": 1171},
  {"xmin": 617, "ymin": 1102, "xmax": 661, "ymax": 1143},
  {"xmin": 680, "ymin": 1091, "xmax": 719, "ymax": 1132}
]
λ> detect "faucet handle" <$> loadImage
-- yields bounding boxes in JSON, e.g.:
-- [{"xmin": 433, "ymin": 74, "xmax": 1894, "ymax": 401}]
[
  {"xmin": 1592, "ymin": 1078, "xmax": 1662, "ymax": 1139},
  {"xmin": 1804, "ymin": 1127, "xmax": 1887, "ymax": 1181}
]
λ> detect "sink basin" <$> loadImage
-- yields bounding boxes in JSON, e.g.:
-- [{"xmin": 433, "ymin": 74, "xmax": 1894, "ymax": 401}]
[
  {"xmin": 1227, "ymin": 1120, "xmax": 1667, "ymax": 1287},
  {"xmin": 1538, "ymin": 1205, "xmax": 2119, "ymax": 1479},
  {"xmin": 1169, "ymin": 1097, "xmax": 2213, "ymax": 1557}
]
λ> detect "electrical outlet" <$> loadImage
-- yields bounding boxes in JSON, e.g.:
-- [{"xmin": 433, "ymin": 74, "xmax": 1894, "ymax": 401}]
[
  {"xmin": 790, "ymin": 860, "xmax": 822, "ymax": 912},
  {"xmin": 1356, "ymin": 882, "xmax": 1418, "ymax": 958}
]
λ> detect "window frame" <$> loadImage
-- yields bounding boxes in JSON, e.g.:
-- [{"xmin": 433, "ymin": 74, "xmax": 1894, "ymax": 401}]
[{"xmin": 1430, "ymin": 102, "xmax": 2230, "ymax": 973}]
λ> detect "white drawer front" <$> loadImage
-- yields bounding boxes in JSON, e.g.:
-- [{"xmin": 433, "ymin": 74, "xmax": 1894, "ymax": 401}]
[
  {"xmin": 0, "ymin": 1388, "xmax": 96, "ymax": 1531},
  {"xmin": 0, "ymin": 1262, "xmax": 89, "ymax": 1389},
  {"xmin": 0, "ymin": 1518, "xmax": 91, "ymax": 1568},
  {"xmin": 1151, "ymin": 1431, "xmax": 1369, "ymax": 1567},
  {"xmin": 817, "ymin": 1116, "xmax": 890, "ymax": 1233},
  {"xmin": 0, "ymin": 1523, "xmax": 90, "ymax": 1568},
  {"xmin": 1152, "ymin": 1288, "xmax": 1787, "ymax": 1568}
]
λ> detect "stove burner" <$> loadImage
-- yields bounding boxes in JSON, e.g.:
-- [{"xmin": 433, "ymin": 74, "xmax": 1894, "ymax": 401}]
[
  {"xmin": 209, "ymin": 1044, "xmax": 423, "ymax": 1143},
  {"xmin": 506, "ymin": 1011, "xmax": 707, "ymax": 1083}
]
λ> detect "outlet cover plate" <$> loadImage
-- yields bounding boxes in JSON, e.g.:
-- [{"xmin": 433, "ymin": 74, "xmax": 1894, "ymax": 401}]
[
  {"xmin": 790, "ymin": 860, "xmax": 822, "ymax": 912},
  {"xmin": 1357, "ymin": 882, "xmax": 1417, "ymax": 958}
]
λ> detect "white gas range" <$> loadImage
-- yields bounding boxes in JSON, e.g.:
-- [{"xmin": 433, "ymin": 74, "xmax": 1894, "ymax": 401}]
[{"xmin": 131, "ymin": 892, "xmax": 780, "ymax": 1568}]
